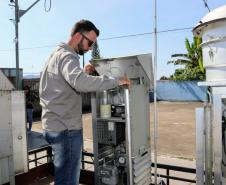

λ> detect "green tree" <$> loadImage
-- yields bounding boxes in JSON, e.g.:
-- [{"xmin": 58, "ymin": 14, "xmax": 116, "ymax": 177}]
[
  {"xmin": 90, "ymin": 41, "xmax": 101, "ymax": 76},
  {"xmin": 91, "ymin": 41, "xmax": 101, "ymax": 60},
  {"xmin": 167, "ymin": 36, "xmax": 205, "ymax": 81},
  {"xmin": 160, "ymin": 76, "xmax": 170, "ymax": 80}
]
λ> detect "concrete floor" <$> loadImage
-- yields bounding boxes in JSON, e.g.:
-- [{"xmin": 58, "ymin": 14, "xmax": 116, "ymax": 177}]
[
  {"xmin": 31, "ymin": 101, "xmax": 202, "ymax": 185},
  {"xmin": 149, "ymin": 101, "xmax": 202, "ymax": 159}
]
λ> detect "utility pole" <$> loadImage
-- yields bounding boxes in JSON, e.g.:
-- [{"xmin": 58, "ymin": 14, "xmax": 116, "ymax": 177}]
[
  {"xmin": 153, "ymin": 0, "xmax": 158, "ymax": 184},
  {"xmin": 10, "ymin": 0, "xmax": 41, "ymax": 89},
  {"xmin": 14, "ymin": 0, "xmax": 19, "ymax": 90}
]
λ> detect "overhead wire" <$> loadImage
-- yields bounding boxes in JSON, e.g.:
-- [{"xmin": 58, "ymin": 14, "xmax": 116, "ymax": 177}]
[
  {"xmin": 202, "ymin": 0, "xmax": 210, "ymax": 12},
  {"xmin": 0, "ymin": 26, "xmax": 193, "ymax": 52}
]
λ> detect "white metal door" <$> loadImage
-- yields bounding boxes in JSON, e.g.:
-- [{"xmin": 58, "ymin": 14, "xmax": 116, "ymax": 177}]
[
  {"xmin": 0, "ymin": 91, "xmax": 15, "ymax": 185},
  {"xmin": 11, "ymin": 91, "xmax": 28, "ymax": 174}
]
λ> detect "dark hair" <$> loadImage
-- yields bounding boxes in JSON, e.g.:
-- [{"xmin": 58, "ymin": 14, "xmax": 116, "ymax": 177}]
[{"xmin": 71, "ymin": 19, "xmax": 100, "ymax": 37}]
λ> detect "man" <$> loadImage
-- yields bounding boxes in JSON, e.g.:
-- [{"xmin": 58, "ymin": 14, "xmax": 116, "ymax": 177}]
[{"xmin": 39, "ymin": 19, "xmax": 130, "ymax": 185}]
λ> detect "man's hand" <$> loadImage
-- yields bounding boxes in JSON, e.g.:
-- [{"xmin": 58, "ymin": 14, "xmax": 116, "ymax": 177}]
[
  {"xmin": 118, "ymin": 77, "xmax": 131, "ymax": 89},
  {"xmin": 83, "ymin": 64, "xmax": 95, "ymax": 74}
]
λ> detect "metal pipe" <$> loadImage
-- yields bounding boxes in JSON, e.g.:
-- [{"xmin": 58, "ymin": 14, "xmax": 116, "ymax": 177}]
[
  {"xmin": 202, "ymin": 88, "xmax": 213, "ymax": 185},
  {"xmin": 153, "ymin": 0, "xmax": 158, "ymax": 184},
  {"xmin": 125, "ymin": 88, "xmax": 133, "ymax": 185},
  {"xmin": 196, "ymin": 108, "xmax": 205, "ymax": 185},
  {"xmin": 207, "ymin": 88, "xmax": 212, "ymax": 104},
  {"xmin": 15, "ymin": 0, "xmax": 20, "ymax": 89},
  {"xmin": 13, "ymin": 0, "xmax": 41, "ymax": 90},
  {"xmin": 18, "ymin": 0, "xmax": 41, "ymax": 18},
  {"xmin": 204, "ymin": 103, "xmax": 213, "ymax": 185},
  {"xmin": 200, "ymin": 36, "xmax": 226, "ymax": 46}
]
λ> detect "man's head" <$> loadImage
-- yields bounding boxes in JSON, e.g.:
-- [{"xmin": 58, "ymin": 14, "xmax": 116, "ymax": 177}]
[{"xmin": 68, "ymin": 20, "xmax": 99, "ymax": 55}]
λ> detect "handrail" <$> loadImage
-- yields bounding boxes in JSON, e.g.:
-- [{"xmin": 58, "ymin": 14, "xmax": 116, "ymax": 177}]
[{"xmin": 28, "ymin": 146, "xmax": 197, "ymax": 185}]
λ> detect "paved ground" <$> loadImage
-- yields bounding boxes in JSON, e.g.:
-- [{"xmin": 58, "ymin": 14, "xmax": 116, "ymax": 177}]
[
  {"xmin": 150, "ymin": 101, "xmax": 202, "ymax": 159},
  {"xmin": 31, "ymin": 101, "xmax": 203, "ymax": 184}
]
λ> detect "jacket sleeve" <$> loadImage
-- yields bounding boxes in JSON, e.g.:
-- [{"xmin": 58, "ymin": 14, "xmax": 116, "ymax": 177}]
[{"xmin": 59, "ymin": 54, "xmax": 119, "ymax": 92}]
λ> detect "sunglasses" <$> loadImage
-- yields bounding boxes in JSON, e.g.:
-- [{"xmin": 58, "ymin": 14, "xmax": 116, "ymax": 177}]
[{"xmin": 80, "ymin": 32, "xmax": 95, "ymax": 47}]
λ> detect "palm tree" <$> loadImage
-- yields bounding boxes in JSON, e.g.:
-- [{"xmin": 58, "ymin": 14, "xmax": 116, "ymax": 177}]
[{"xmin": 167, "ymin": 36, "xmax": 205, "ymax": 80}]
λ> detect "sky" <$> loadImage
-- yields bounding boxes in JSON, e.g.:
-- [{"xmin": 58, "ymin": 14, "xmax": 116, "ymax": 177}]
[{"xmin": 0, "ymin": 0, "xmax": 225, "ymax": 79}]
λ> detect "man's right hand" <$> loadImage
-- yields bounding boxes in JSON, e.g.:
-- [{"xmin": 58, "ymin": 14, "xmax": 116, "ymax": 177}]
[
  {"xmin": 118, "ymin": 77, "xmax": 131, "ymax": 89},
  {"xmin": 83, "ymin": 64, "xmax": 95, "ymax": 74}
]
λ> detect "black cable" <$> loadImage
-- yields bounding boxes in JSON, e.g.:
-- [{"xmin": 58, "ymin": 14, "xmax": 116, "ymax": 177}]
[
  {"xmin": 158, "ymin": 27, "xmax": 193, "ymax": 34},
  {"xmin": 44, "ymin": 0, "xmax": 51, "ymax": 12},
  {"xmin": 0, "ymin": 44, "xmax": 55, "ymax": 52},
  {"xmin": 100, "ymin": 27, "xmax": 193, "ymax": 41},
  {"xmin": 202, "ymin": 0, "xmax": 210, "ymax": 12}
]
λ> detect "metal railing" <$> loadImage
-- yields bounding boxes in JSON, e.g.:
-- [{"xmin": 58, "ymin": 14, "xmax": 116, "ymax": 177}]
[
  {"xmin": 151, "ymin": 163, "xmax": 196, "ymax": 184},
  {"xmin": 81, "ymin": 151, "xmax": 196, "ymax": 185},
  {"xmin": 81, "ymin": 150, "xmax": 94, "ymax": 168},
  {"xmin": 28, "ymin": 147, "xmax": 196, "ymax": 185},
  {"xmin": 28, "ymin": 146, "xmax": 52, "ymax": 169}
]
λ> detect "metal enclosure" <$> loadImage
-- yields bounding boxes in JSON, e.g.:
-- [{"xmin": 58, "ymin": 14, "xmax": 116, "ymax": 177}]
[
  {"xmin": 0, "ymin": 91, "xmax": 15, "ymax": 185},
  {"xmin": 193, "ymin": 5, "xmax": 226, "ymax": 82},
  {"xmin": 0, "ymin": 68, "xmax": 23, "ymax": 90},
  {"xmin": 0, "ymin": 71, "xmax": 15, "ymax": 185},
  {"xmin": 0, "ymin": 71, "xmax": 28, "ymax": 185},
  {"xmin": 11, "ymin": 91, "xmax": 28, "ymax": 174},
  {"xmin": 91, "ymin": 54, "xmax": 153, "ymax": 185},
  {"xmin": 193, "ymin": 5, "xmax": 226, "ymax": 185}
]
